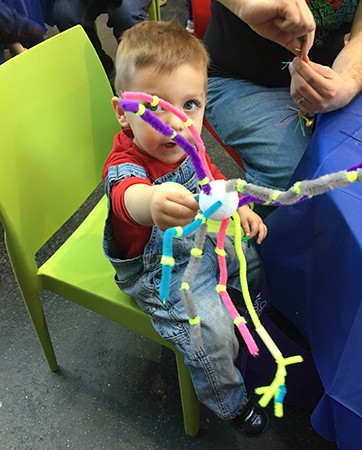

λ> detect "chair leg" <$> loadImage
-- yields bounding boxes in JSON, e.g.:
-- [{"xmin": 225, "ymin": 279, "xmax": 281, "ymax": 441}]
[
  {"xmin": 25, "ymin": 293, "xmax": 59, "ymax": 372},
  {"xmin": 203, "ymin": 118, "xmax": 245, "ymax": 171},
  {"xmin": 147, "ymin": 0, "xmax": 161, "ymax": 21},
  {"xmin": 175, "ymin": 351, "xmax": 200, "ymax": 436}
]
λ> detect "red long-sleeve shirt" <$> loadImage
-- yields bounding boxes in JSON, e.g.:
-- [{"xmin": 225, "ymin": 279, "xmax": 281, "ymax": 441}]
[{"xmin": 102, "ymin": 129, "xmax": 226, "ymax": 259}]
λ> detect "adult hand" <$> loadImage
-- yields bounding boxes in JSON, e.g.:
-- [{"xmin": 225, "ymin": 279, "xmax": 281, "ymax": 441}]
[
  {"xmin": 289, "ymin": 57, "xmax": 353, "ymax": 114},
  {"xmin": 8, "ymin": 42, "xmax": 26, "ymax": 54},
  {"xmin": 221, "ymin": 0, "xmax": 316, "ymax": 57}
]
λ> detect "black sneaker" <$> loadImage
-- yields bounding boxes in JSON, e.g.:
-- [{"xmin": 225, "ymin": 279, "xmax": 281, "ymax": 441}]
[{"xmin": 231, "ymin": 399, "xmax": 269, "ymax": 437}]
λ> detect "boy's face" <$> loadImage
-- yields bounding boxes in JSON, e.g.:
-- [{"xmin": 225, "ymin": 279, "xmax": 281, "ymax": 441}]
[{"xmin": 113, "ymin": 63, "xmax": 206, "ymax": 164}]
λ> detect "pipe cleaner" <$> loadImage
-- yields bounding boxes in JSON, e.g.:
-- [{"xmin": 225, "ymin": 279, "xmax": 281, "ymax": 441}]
[
  {"xmin": 121, "ymin": 92, "xmax": 258, "ymax": 355},
  {"xmin": 278, "ymin": 105, "xmax": 314, "ymax": 137},
  {"xmin": 120, "ymin": 92, "xmax": 362, "ymax": 417},
  {"xmin": 279, "ymin": 61, "xmax": 314, "ymax": 135}
]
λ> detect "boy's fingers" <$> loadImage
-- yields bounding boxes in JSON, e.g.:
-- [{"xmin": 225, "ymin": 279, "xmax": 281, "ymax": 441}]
[
  {"xmin": 241, "ymin": 219, "xmax": 251, "ymax": 237},
  {"xmin": 256, "ymin": 223, "xmax": 268, "ymax": 244}
]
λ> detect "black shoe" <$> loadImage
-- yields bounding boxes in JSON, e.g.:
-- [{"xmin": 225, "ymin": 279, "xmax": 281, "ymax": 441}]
[{"xmin": 231, "ymin": 399, "xmax": 269, "ymax": 437}]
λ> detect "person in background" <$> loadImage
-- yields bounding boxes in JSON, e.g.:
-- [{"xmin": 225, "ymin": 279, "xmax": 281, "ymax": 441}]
[
  {"xmin": 0, "ymin": 2, "xmax": 44, "ymax": 63},
  {"xmin": 52, "ymin": 0, "xmax": 151, "ymax": 78},
  {"xmin": 102, "ymin": 19, "xmax": 270, "ymax": 438},
  {"xmin": 204, "ymin": 0, "xmax": 362, "ymax": 211},
  {"xmin": 185, "ymin": 0, "xmax": 193, "ymax": 33}
]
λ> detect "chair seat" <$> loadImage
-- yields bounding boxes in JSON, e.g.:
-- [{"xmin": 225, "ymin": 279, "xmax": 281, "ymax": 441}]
[
  {"xmin": 37, "ymin": 194, "xmax": 235, "ymax": 342},
  {"xmin": 38, "ymin": 195, "xmax": 166, "ymax": 346}
]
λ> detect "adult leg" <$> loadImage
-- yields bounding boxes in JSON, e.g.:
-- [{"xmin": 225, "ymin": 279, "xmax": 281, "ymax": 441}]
[
  {"xmin": 185, "ymin": 0, "xmax": 194, "ymax": 33},
  {"xmin": 206, "ymin": 77, "xmax": 311, "ymax": 190},
  {"xmin": 53, "ymin": 0, "xmax": 115, "ymax": 76},
  {"xmin": 107, "ymin": 0, "xmax": 149, "ymax": 41}
]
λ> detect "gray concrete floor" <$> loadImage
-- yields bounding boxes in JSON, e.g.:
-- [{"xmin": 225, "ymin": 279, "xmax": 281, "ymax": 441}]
[{"xmin": 1, "ymin": 1, "xmax": 337, "ymax": 449}]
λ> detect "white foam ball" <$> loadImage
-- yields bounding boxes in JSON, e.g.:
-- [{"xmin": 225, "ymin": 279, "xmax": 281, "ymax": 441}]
[{"xmin": 199, "ymin": 180, "xmax": 239, "ymax": 220}]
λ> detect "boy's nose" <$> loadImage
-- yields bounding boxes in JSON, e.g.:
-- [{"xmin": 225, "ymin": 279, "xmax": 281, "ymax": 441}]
[{"xmin": 164, "ymin": 110, "xmax": 185, "ymax": 133}]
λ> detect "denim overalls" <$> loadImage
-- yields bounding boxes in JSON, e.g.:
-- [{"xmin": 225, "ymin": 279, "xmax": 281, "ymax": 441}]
[{"xmin": 103, "ymin": 156, "xmax": 263, "ymax": 420}]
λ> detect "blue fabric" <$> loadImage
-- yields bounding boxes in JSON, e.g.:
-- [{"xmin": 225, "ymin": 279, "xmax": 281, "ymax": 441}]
[
  {"xmin": 3, "ymin": 0, "xmax": 47, "ymax": 32},
  {"xmin": 261, "ymin": 93, "xmax": 362, "ymax": 448},
  {"xmin": 205, "ymin": 76, "xmax": 312, "ymax": 190},
  {"xmin": 53, "ymin": 0, "xmax": 150, "ymax": 38},
  {"xmin": 242, "ymin": 302, "xmax": 324, "ymax": 411},
  {"xmin": 103, "ymin": 155, "xmax": 265, "ymax": 420},
  {"xmin": 52, "ymin": 0, "xmax": 150, "ymax": 76},
  {"xmin": 0, "ymin": 1, "xmax": 44, "ymax": 45}
]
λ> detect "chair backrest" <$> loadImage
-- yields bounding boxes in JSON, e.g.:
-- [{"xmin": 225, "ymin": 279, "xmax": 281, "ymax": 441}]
[
  {"xmin": 0, "ymin": 26, "xmax": 119, "ymax": 294},
  {"xmin": 192, "ymin": 0, "xmax": 211, "ymax": 39}
]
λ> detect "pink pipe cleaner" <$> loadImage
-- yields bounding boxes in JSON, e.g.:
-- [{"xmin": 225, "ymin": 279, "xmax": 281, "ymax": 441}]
[
  {"xmin": 123, "ymin": 91, "xmax": 214, "ymax": 181},
  {"xmin": 121, "ymin": 91, "xmax": 258, "ymax": 354},
  {"xmin": 216, "ymin": 219, "xmax": 259, "ymax": 356}
]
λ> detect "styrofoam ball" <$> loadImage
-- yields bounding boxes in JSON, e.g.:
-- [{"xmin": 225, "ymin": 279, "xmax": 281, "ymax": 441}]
[{"xmin": 199, "ymin": 180, "xmax": 239, "ymax": 220}]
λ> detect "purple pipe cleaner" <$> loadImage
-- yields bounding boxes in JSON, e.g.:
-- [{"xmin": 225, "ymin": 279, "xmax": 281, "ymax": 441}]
[{"xmin": 120, "ymin": 99, "xmax": 211, "ymax": 194}]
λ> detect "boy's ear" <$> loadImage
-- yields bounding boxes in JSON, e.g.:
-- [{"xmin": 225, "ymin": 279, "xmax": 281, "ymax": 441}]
[{"xmin": 112, "ymin": 96, "xmax": 129, "ymax": 128}]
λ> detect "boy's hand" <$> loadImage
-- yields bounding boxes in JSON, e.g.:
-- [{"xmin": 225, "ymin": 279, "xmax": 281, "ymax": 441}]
[
  {"xmin": 150, "ymin": 182, "xmax": 199, "ymax": 230},
  {"xmin": 238, "ymin": 205, "xmax": 268, "ymax": 244}
]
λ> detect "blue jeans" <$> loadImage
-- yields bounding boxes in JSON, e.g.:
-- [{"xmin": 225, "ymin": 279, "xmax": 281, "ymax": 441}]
[
  {"xmin": 104, "ymin": 156, "xmax": 265, "ymax": 419},
  {"xmin": 205, "ymin": 77, "xmax": 312, "ymax": 190},
  {"xmin": 53, "ymin": 0, "xmax": 150, "ymax": 75},
  {"xmin": 110, "ymin": 231, "xmax": 264, "ymax": 420},
  {"xmin": 0, "ymin": 44, "xmax": 4, "ymax": 65}
]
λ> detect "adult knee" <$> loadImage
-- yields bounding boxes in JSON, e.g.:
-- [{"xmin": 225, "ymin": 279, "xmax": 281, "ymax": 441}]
[
  {"xmin": 108, "ymin": 4, "xmax": 148, "ymax": 39},
  {"xmin": 53, "ymin": 2, "xmax": 84, "ymax": 30}
]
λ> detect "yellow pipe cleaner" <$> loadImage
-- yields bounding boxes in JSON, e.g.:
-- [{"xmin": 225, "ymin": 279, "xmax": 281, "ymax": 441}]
[{"xmin": 232, "ymin": 211, "xmax": 303, "ymax": 417}]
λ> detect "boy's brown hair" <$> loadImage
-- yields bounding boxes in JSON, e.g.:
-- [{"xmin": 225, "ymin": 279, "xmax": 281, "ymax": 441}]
[{"xmin": 114, "ymin": 19, "xmax": 209, "ymax": 93}]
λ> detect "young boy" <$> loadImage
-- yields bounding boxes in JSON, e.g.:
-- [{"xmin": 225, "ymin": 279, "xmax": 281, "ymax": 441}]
[{"xmin": 102, "ymin": 19, "xmax": 269, "ymax": 437}]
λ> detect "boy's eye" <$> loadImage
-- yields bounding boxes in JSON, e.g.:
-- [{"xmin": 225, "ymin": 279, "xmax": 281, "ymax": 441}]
[
  {"xmin": 145, "ymin": 103, "xmax": 163, "ymax": 112},
  {"xmin": 184, "ymin": 99, "xmax": 201, "ymax": 111}
]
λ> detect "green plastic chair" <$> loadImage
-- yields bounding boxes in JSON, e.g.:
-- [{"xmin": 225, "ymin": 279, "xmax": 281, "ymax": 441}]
[
  {"xmin": 0, "ymin": 25, "xmax": 199, "ymax": 436},
  {"xmin": 148, "ymin": 0, "xmax": 161, "ymax": 20}
]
